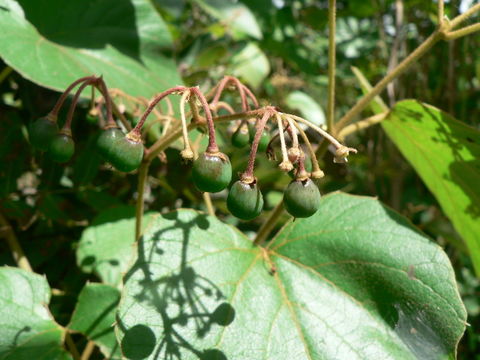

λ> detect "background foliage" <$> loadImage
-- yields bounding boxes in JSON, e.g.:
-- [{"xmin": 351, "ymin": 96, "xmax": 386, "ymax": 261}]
[{"xmin": 0, "ymin": 0, "xmax": 479, "ymax": 359}]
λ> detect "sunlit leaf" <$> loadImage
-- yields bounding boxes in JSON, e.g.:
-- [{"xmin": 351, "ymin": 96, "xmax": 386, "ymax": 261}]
[
  {"xmin": 383, "ymin": 100, "xmax": 480, "ymax": 275},
  {"xmin": 116, "ymin": 194, "xmax": 466, "ymax": 359},
  {"xmin": 0, "ymin": 267, "xmax": 71, "ymax": 360}
]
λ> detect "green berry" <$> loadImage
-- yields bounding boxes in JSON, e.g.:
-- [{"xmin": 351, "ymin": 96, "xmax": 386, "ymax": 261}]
[
  {"xmin": 257, "ymin": 131, "xmax": 270, "ymax": 152},
  {"xmin": 107, "ymin": 135, "xmax": 144, "ymax": 172},
  {"xmin": 231, "ymin": 126, "xmax": 249, "ymax": 148},
  {"xmin": 192, "ymin": 152, "xmax": 232, "ymax": 193},
  {"xmin": 227, "ymin": 180, "xmax": 264, "ymax": 220},
  {"xmin": 29, "ymin": 117, "xmax": 58, "ymax": 150},
  {"xmin": 283, "ymin": 178, "xmax": 321, "ymax": 218},
  {"xmin": 48, "ymin": 133, "xmax": 75, "ymax": 163},
  {"xmin": 97, "ymin": 127, "xmax": 124, "ymax": 160}
]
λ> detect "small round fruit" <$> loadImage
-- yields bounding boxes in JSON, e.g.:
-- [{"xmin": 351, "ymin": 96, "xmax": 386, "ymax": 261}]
[
  {"xmin": 48, "ymin": 134, "xmax": 75, "ymax": 163},
  {"xmin": 257, "ymin": 131, "xmax": 270, "ymax": 152},
  {"xmin": 97, "ymin": 127, "xmax": 124, "ymax": 160},
  {"xmin": 283, "ymin": 178, "xmax": 321, "ymax": 218},
  {"xmin": 227, "ymin": 180, "xmax": 264, "ymax": 220},
  {"xmin": 107, "ymin": 136, "xmax": 144, "ymax": 172},
  {"xmin": 231, "ymin": 126, "xmax": 249, "ymax": 148},
  {"xmin": 29, "ymin": 117, "xmax": 58, "ymax": 150},
  {"xmin": 192, "ymin": 152, "xmax": 232, "ymax": 193}
]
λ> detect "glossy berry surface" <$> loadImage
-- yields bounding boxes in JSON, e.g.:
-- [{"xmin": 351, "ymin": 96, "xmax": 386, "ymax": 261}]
[
  {"xmin": 29, "ymin": 117, "xmax": 58, "ymax": 150},
  {"xmin": 231, "ymin": 126, "xmax": 249, "ymax": 148},
  {"xmin": 192, "ymin": 152, "xmax": 232, "ymax": 193},
  {"xmin": 48, "ymin": 134, "xmax": 75, "ymax": 163},
  {"xmin": 283, "ymin": 178, "xmax": 321, "ymax": 218},
  {"xmin": 107, "ymin": 136, "xmax": 144, "ymax": 172},
  {"xmin": 227, "ymin": 180, "xmax": 264, "ymax": 220},
  {"xmin": 97, "ymin": 127, "xmax": 124, "ymax": 161}
]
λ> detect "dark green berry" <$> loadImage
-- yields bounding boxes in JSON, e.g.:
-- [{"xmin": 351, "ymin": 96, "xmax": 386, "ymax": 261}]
[
  {"xmin": 48, "ymin": 133, "xmax": 75, "ymax": 163},
  {"xmin": 192, "ymin": 152, "xmax": 232, "ymax": 193},
  {"xmin": 106, "ymin": 134, "xmax": 144, "ymax": 172},
  {"xmin": 29, "ymin": 117, "xmax": 58, "ymax": 150},
  {"xmin": 97, "ymin": 127, "xmax": 124, "ymax": 160},
  {"xmin": 231, "ymin": 126, "xmax": 249, "ymax": 148},
  {"xmin": 283, "ymin": 178, "xmax": 321, "ymax": 218},
  {"xmin": 227, "ymin": 180, "xmax": 264, "ymax": 220}
]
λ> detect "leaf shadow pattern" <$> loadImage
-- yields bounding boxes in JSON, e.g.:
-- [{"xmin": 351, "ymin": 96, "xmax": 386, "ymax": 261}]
[
  {"xmin": 117, "ymin": 212, "xmax": 233, "ymax": 360},
  {"xmin": 393, "ymin": 101, "xmax": 480, "ymax": 219}
]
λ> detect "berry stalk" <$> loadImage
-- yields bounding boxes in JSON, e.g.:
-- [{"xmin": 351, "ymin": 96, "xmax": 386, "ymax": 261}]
[
  {"xmin": 241, "ymin": 110, "xmax": 272, "ymax": 183},
  {"xmin": 50, "ymin": 75, "xmax": 97, "ymax": 118},
  {"xmin": 63, "ymin": 78, "xmax": 98, "ymax": 132},
  {"xmin": 190, "ymin": 87, "xmax": 218, "ymax": 153},
  {"xmin": 134, "ymin": 86, "xmax": 188, "ymax": 134}
]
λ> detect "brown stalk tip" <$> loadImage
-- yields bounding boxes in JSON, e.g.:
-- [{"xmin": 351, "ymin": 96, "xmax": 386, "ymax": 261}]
[
  {"xmin": 279, "ymin": 161, "xmax": 294, "ymax": 172},
  {"xmin": 126, "ymin": 129, "xmax": 142, "ymax": 143},
  {"xmin": 295, "ymin": 169, "xmax": 310, "ymax": 182},
  {"xmin": 181, "ymin": 148, "xmax": 194, "ymax": 161},
  {"xmin": 240, "ymin": 173, "xmax": 256, "ymax": 185},
  {"xmin": 206, "ymin": 150, "xmax": 227, "ymax": 162},
  {"xmin": 59, "ymin": 128, "xmax": 72, "ymax": 137},
  {"xmin": 46, "ymin": 112, "xmax": 58, "ymax": 123},
  {"xmin": 333, "ymin": 145, "xmax": 358, "ymax": 164},
  {"xmin": 311, "ymin": 169, "xmax": 325, "ymax": 179}
]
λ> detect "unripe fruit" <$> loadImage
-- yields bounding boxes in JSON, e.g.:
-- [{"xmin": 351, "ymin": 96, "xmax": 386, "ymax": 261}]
[
  {"xmin": 283, "ymin": 178, "xmax": 321, "ymax": 218},
  {"xmin": 105, "ymin": 133, "xmax": 144, "ymax": 172},
  {"xmin": 227, "ymin": 180, "xmax": 264, "ymax": 220},
  {"xmin": 29, "ymin": 117, "xmax": 58, "ymax": 150},
  {"xmin": 231, "ymin": 126, "xmax": 249, "ymax": 148},
  {"xmin": 192, "ymin": 152, "xmax": 232, "ymax": 193},
  {"xmin": 97, "ymin": 127, "xmax": 124, "ymax": 160},
  {"xmin": 48, "ymin": 133, "xmax": 75, "ymax": 163}
]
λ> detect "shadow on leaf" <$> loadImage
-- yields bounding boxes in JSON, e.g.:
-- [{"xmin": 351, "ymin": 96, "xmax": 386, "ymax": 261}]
[{"xmin": 118, "ymin": 212, "xmax": 233, "ymax": 359}]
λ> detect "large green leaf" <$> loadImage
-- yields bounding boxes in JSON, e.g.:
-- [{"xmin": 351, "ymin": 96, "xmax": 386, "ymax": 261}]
[
  {"xmin": 0, "ymin": 267, "xmax": 71, "ymax": 360},
  {"xmin": 76, "ymin": 206, "xmax": 154, "ymax": 286},
  {"xmin": 116, "ymin": 193, "xmax": 466, "ymax": 359},
  {"xmin": 383, "ymin": 100, "xmax": 480, "ymax": 275},
  {"xmin": 69, "ymin": 283, "xmax": 121, "ymax": 359},
  {"xmin": 0, "ymin": 0, "xmax": 182, "ymax": 97}
]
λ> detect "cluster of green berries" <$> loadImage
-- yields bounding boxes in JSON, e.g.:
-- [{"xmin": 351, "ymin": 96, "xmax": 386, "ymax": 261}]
[
  {"xmin": 29, "ymin": 116, "xmax": 75, "ymax": 163},
  {"xmin": 28, "ymin": 77, "xmax": 347, "ymax": 222},
  {"xmin": 29, "ymin": 116, "xmax": 144, "ymax": 172},
  {"xmin": 191, "ymin": 123, "xmax": 321, "ymax": 220}
]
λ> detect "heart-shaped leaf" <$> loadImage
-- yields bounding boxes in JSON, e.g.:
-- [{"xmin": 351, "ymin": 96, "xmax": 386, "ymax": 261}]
[
  {"xmin": 0, "ymin": 267, "xmax": 71, "ymax": 360},
  {"xmin": 0, "ymin": 0, "xmax": 182, "ymax": 98},
  {"xmin": 116, "ymin": 193, "xmax": 466, "ymax": 359},
  {"xmin": 69, "ymin": 283, "xmax": 121, "ymax": 359}
]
